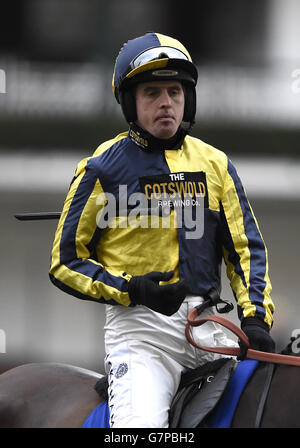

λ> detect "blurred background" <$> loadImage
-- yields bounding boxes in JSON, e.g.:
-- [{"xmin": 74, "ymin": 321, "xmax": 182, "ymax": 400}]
[{"xmin": 0, "ymin": 0, "xmax": 299, "ymax": 374}]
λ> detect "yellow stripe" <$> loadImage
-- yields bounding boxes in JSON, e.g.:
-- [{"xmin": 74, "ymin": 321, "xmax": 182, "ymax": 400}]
[
  {"xmin": 247, "ymin": 202, "xmax": 274, "ymax": 325},
  {"xmin": 50, "ymin": 167, "xmax": 86, "ymax": 271},
  {"xmin": 52, "ymin": 263, "xmax": 130, "ymax": 304},
  {"xmin": 155, "ymin": 33, "xmax": 193, "ymax": 61},
  {"xmin": 93, "ymin": 132, "xmax": 127, "ymax": 156},
  {"xmin": 75, "ymin": 178, "xmax": 103, "ymax": 259},
  {"xmin": 126, "ymin": 59, "xmax": 168, "ymax": 79}
]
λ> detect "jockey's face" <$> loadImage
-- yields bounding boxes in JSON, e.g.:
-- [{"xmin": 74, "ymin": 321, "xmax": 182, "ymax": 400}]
[{"xmin": 135, "ymin": 80, "xmax": 185, "ymax": 140}]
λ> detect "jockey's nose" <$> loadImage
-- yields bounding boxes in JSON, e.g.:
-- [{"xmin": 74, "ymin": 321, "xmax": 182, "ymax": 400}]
[{"xmin": 159, "ymin": 89, "xmax": 172, "ymax": 107}]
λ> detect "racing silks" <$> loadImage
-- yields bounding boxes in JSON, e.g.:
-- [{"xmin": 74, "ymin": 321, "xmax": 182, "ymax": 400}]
[{"xmin": 49, "ymin": 132, "xmax": 274, "ymax": 328}]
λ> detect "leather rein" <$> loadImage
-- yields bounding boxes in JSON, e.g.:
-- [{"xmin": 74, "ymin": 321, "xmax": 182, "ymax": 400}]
[{"xmin": 186, "ymin": 309, "xmax": 300, "ymax": 367}]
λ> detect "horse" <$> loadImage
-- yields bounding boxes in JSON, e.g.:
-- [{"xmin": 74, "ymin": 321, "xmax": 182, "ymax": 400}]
[
  {"xmin": 0, "ymin": 340, "xmax": 300, "ymax": 428},
  {"xmin": 0, "ymin": 362, "xmax": 103, "ymax": 428}
]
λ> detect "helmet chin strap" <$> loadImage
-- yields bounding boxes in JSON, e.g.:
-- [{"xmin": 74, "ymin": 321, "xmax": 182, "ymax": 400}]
[{"xmin": 128, "ymin": 121, "xmax": 191, "ymax": 151}]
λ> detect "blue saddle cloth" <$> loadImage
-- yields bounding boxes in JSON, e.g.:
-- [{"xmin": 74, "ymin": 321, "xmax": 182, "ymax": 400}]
[
  {"xmin": 207, "ymin": 359, "xmax": 258, "ymax": 428},
  {"xmin": 81, "ymin": 359, "xmax": 258, "ymax": 429},
  {"xmin": 82, "ymin": 400, "xmax": 110, "ymax": 428}
]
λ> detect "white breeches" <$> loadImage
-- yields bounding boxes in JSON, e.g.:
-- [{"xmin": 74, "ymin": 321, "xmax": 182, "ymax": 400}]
[{"xmin": 104, "ymin": 296, "xmax": 237, "ymax": 428}]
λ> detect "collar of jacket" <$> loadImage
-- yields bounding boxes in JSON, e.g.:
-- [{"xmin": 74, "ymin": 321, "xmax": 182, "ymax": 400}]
[{"xmin": 128, "ymin": 122, "xmax": 187, "ymax": 151}]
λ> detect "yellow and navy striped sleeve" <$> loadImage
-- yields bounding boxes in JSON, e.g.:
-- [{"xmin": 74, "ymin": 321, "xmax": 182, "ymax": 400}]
[
  {"xmin": 49, "ymin": 154, "xmax": 131, "ymax": 306},
  {"xmin": 220, "ymin": 158, "xmax": 274, "ymax": 328}
]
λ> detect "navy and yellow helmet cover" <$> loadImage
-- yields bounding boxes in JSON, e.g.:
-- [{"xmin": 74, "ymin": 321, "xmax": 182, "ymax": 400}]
[{"xmin": 112, "ymin": 32, "xmax": 198, "ymax": 125}]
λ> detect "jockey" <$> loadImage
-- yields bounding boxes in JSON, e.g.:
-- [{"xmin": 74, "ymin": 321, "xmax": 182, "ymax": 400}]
[{"xmin": 49, "ymin": 32, "xmax": 275, "ymax": 428}]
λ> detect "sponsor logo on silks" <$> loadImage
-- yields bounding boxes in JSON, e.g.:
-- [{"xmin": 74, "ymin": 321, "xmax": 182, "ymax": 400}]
[
  {"xmin": 115, "ymin": 362, "xmax": 128, "ymax": 379},
  {"xmin": 95, "ymin": 171, "xmax": 207, "ymax": 239},
  {"xmin": 139, "ymin": 171, "xmax": 209, "ymax": 208},
  {"xmin": 129, "ymin": 128, "xmax": 149, "ymax": 149}
]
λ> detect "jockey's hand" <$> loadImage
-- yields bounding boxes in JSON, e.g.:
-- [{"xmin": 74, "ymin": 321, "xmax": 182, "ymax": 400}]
[
  {"xmin": 128, "ymin": 271, "xmax": 187, "ymax": 316},
  {"xmin": 238, "ymin": 317, "xmax": 275, "ymax": 360}
]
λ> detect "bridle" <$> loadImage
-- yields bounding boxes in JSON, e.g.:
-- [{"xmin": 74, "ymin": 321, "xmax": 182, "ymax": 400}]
[{"xmin": 186, "ymin": 308, "xmax": 300, "ymax": 367}]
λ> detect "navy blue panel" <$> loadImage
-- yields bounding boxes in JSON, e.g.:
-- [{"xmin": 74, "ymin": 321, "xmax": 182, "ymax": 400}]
[
  {"xmin": 178, "ymin": 209, "xmax": 223, "ymax": 295},
  {"xmin": 114, "ymin": 33, "xmax": 160, "ymax": 90},
  {"xmin": 95, "ymin": 136, "xmax": 171, "ymax": 197}
]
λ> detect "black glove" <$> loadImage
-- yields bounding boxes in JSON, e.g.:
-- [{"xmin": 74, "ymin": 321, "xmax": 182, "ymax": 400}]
[
  {"xmin": 128, "ymin": 271, "xmax": 187, "ymax": 316},
  {"xmin": 238, "ymin": 317, "xmax": 275, "ymax": 360}
]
